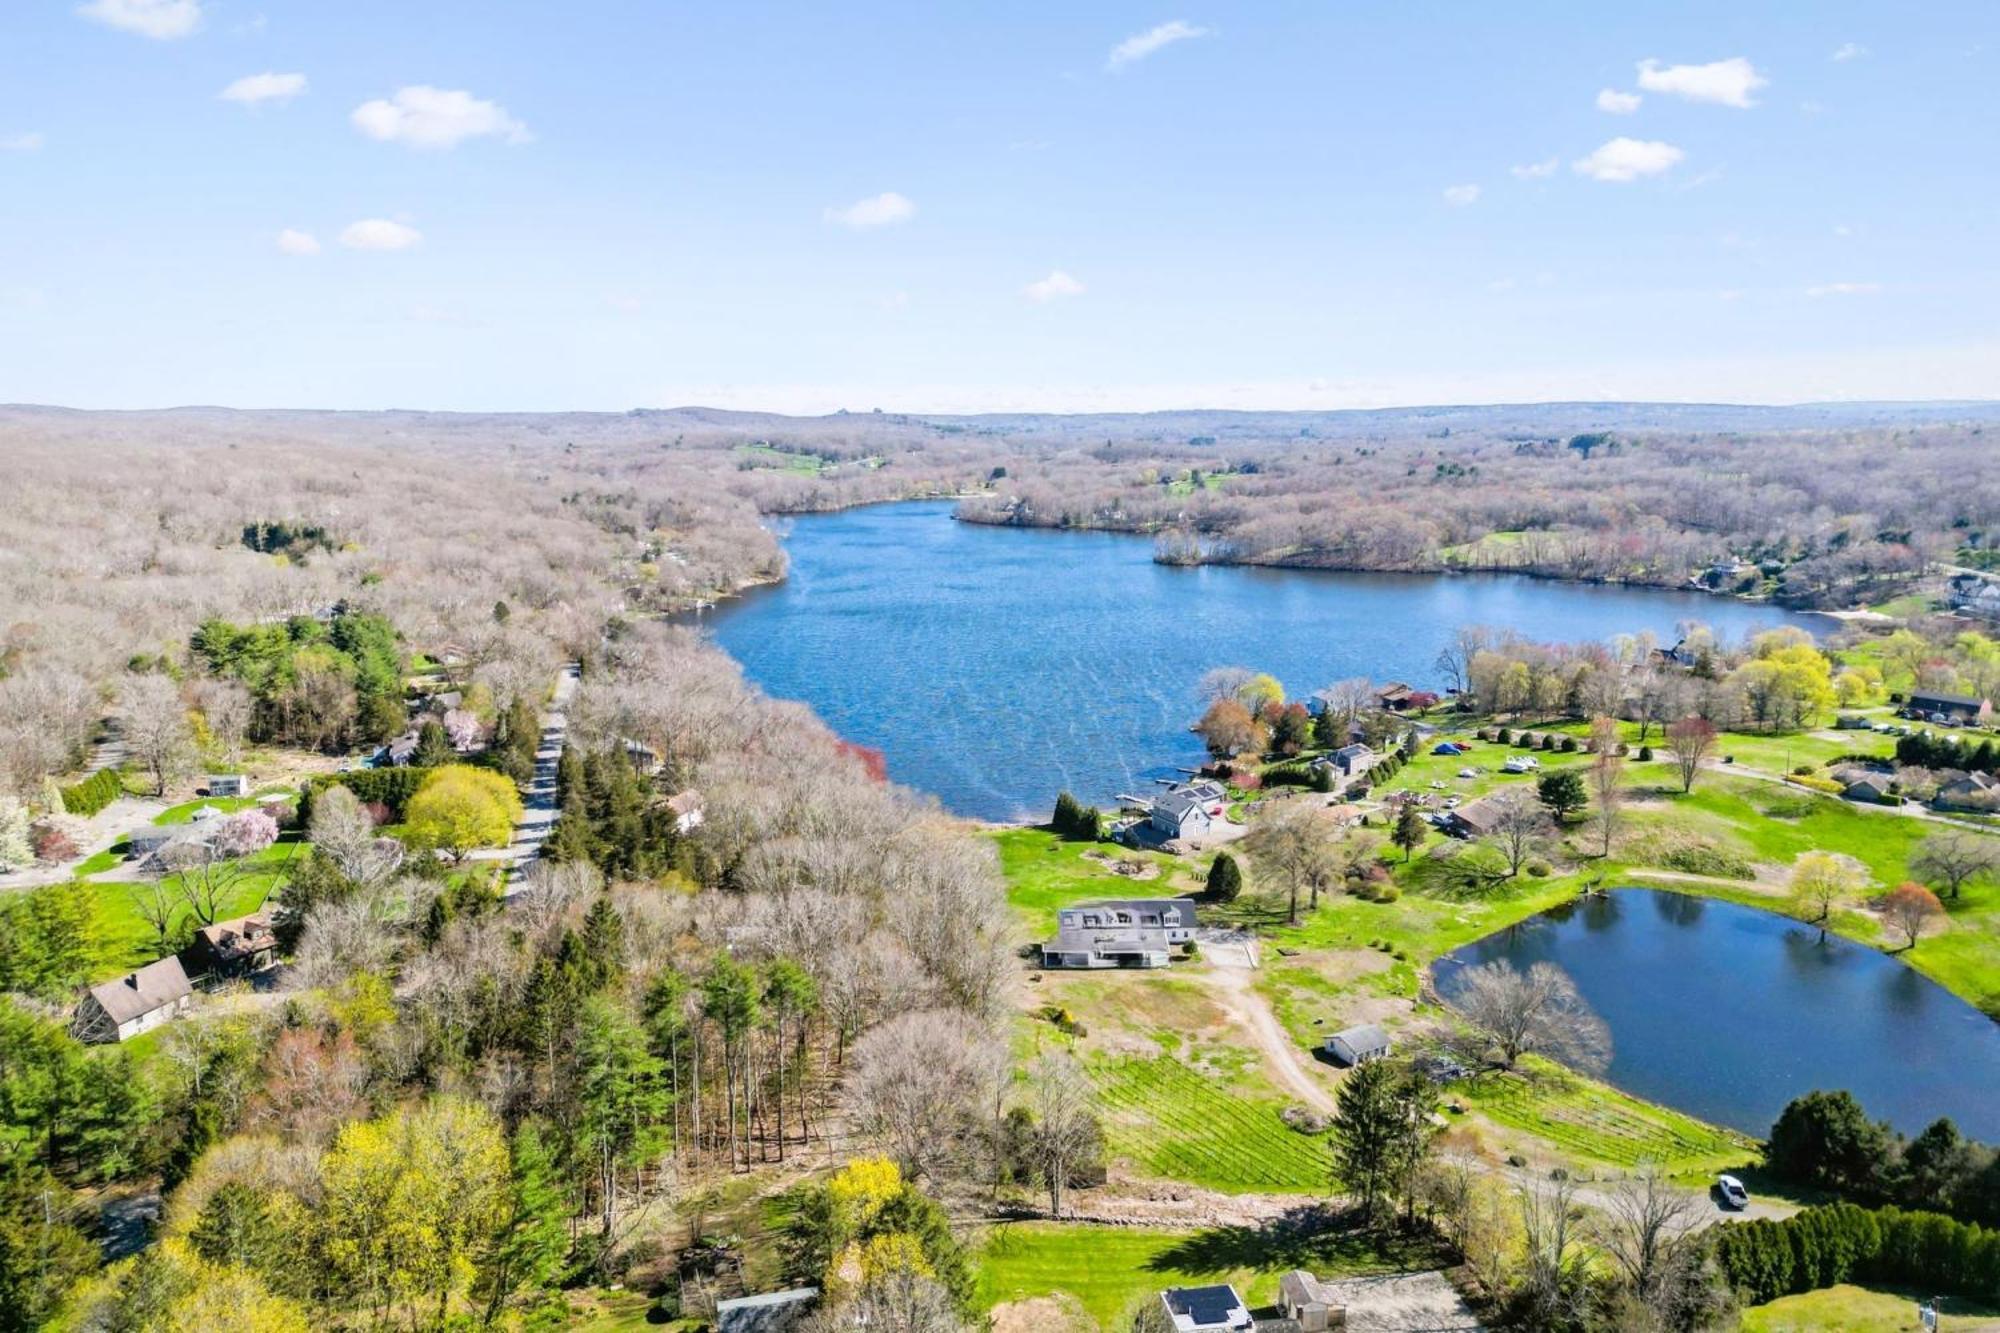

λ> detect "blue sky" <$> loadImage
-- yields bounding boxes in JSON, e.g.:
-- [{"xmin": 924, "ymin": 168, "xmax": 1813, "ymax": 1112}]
[{"xmin": 3, "ymin": 1, "xmax": 1996, "ymax": 412}]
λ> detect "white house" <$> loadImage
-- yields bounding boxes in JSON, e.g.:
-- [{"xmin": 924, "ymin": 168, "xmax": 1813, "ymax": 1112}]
[
  {"xmin": 72, "ymin": 956, "xmax": 193, "ymax": 1044},
  {"xmin": 206, "ymin": 774, "xmax": 249, "ymax": 798},
  {"xmin": 1147, "ymin": 781, "xmax": 1224, "ymax": 843},
  {"xmin": 1042, "ymin": 898, "xmax": 1197, "ymax": 970},
  {"xmin": 1324, "ymin": 1023, "xmax": 1392, "ymax": 1067},
  {"xmin": 1157, "ymin": 1284, "xmax": 1253, "ymax": 1333}
]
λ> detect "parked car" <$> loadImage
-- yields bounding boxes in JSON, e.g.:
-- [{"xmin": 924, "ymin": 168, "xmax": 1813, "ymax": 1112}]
[{"xmin": 1715, "ymin": 1174, "xmax": 1750, "ymax": 1210}]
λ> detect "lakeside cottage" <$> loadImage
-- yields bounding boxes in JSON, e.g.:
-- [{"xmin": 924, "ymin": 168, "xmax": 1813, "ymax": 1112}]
[
  {"xmin": 1042, "ymin": 898, "xmax": 1197, "ymax": 970},
  {"xmin": 1324, "ymin": 1023, "xmax": 1392, "ymax": 1067},
  {"xmin": 72, "ymin": 956, "xmax": 193, "ymax": 1044}
]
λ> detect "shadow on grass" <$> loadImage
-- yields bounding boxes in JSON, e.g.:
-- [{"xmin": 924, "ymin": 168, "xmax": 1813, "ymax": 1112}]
[{"xmin": 1142, "ymin": 1205, "xmax": 1449, "ymax": 1277}]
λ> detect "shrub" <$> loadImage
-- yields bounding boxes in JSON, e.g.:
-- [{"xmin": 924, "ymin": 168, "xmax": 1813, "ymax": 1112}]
[
  {"xmin": 59, "ymin": 768, "xmax": 123, "ymax": 817},
  {"xmin": 1561, "ymin": 736, "xmax": 1579, "ymax": 753},
  {"xmin": 1793, "ymin": 764, "xmax": 1816, "ymax": 776},
  {"xmin": 1375, "ymin": 885, "xmax": 1401, "ymax": 903},
  {"xmin": 1524, "ymin": 858, "xmax": 1552, "ymax": 878},
  {"xmin": 1786, "ymin": 774, "xmax": 1845, "ymax": 795},
  {"xmin": 1497, "ymin": 728, "xmax": 1513, "ymax": 745},
  {"xmin": 29, "ymin": 823, "xmax": 78, "ymax": 863},
  {"xmin": 1638, "ymin": 745, "xmax": 1655, "ymax": 762},
  {"xmin": 1539, "ymin": 733, "xmax": 1556, "ymax": 751},
  {"xmin": 298, "ymin": 768, "xmax": 431, "ymax": 824}
]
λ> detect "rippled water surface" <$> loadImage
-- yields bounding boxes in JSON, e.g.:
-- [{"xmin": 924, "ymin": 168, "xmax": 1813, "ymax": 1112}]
[
  {"xmin": 697, "ymin": 501, "xmax": 1823, "ymax": 821},
  {"xmin": 1435, "ymin": 889, "xmax": 2000, "ymax": 1138}
]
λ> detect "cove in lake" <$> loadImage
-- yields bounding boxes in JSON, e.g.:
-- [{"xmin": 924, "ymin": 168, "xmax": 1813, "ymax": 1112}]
[
  {"xmin": 696, "ymin": 501, "xmax": 1824, "ymax": 822},
  {"xmin": 1434, "ymin": 889, "xmax": 2000, "ymax": 1140}
]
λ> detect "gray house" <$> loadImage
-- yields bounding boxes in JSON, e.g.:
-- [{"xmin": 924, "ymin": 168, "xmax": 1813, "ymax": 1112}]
[
  {"xmin": 715, "ymin": 1287, "xmax": 817, "ymax": 1333},
  {"xmin": 1148, "ymin": 781, "xmax": 1224, "ymax": 843},
  {"xmin": 1042, "ymin": 898, "xmax": 1197, "ymax": 970},
  {"xmin": 1324, "ymin": 1023, "xmax": 1392, "ymax": 1067},
  {"xmin": 1158, "ymin": 1284, "xmax": 1254, "ymax": 1332},
  {"xmin": 1843, "ymin": 775, "xmax": 1894, "ymax": 804},
  {"xmin": 72, "ymin": 956, "xmax": 193, "ymax": 1044},
  {"xmin": 1907, "ymin": 690, "xmax": 1986, "ymax": 724},
  {"xmin": 1326, "ymin": 743, "xmax": 1377, "ymax": 777},
  {"xmin": 206, "ymin": 773, "xmax": 249, "ymax": 798},
  {"xmin": 1936, "ymin": 772, "xmax": 2000, "ymax": 811}
]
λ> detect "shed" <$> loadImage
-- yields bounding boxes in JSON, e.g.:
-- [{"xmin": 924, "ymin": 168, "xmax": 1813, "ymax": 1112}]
[
  {"xmin": 715, "ymin": 1286, "xmax": 818, "ymax": 1333},
  {"xmin": 72, "ymin": 956, "xmax": 193, "ymax": 1044},
  {"xmin": 206, "ymin": 774, "xmax": 249, "ymax": 798},
  {"xmin": 1324, "ymin": 1023, "xmax": 1392, "ymax": 1067},
  {"xmin": 1278, "ymin": 1270, "xmax": 1347, "ymax": 1332}
]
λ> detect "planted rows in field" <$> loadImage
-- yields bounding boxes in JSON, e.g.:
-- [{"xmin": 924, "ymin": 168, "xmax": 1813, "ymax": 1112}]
[{"xmin": 1090, "ymin": 1054, "xmax": 1330, "ymax": 1193}]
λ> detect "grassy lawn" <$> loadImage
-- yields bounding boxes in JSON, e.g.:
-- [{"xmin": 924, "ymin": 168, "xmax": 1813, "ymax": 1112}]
[
  {"xmin": 993, "ymin": 826, "xmax": 1197, "ymax": 927},
  {"xmin": 975, "ymin": 1221, "xmax": 1439, "ymax": 1330},
  {"xmin": 1743, "ymin": 1283, "xmax": 1997, "ymax": 1332},
  {"xmin": 1454, "ymin": 1059, "xmax": 1751, "ymax": 1172},
  {"xmin": 734, "ymin": 443, "xmax": 829, "ymax": 475},
  {"xmin": 91, "ymin": 837, "xmax": 301, "ymax": 977},
  {"xmin": 153, "ymin": 795, "xmax": 263, "ymax": 824},
  {"xmin": 1091, "ymin": 1051, "xmax": 1331, "ymax": 1192}
]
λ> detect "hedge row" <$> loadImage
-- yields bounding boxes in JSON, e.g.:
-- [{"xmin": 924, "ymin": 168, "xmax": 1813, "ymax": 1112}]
[
  {"xmin": 59, "ymin": 769, "xmax": 123, "ymax": 817},
  {"xmin": 297, "ymin": 767, "xmax": 431, "ymax": 825},
  {"xmin": 1714, "ymin": 1203, "xmax": 2000, "ymax": 1307}
]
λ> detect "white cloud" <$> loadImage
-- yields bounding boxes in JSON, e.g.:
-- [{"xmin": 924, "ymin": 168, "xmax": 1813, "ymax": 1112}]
[
  {"xmin": 1442, "ymin": 183, "xmax": 1481, "ymax": 207},
  {"xmin": 1106, "ymin": 20, "xmax": 1208, "ymax": 71},
  {"xmin": 1509, "ymin": 157, "xmax": 1559, "ymax": 180},
  {"xmin": 275, "ymin": 228, "xmax": 320, "ymax": 256},
  {"xmin": 339, "ymin": 219, "xmax": 422, "ymax": 251},
  {"xmin": 1, "ymin": 132, "xmax": 44, "ymax": 153},
  {"xmin": 1636, "ymin": 57, "xmax": 1768, "ymax": 108},
  {"xmin": 1805, "ymin": 281, "xmax": 1882, "ymax": 297},
  {"xmin": 220, "ymin": 71, "xmax": 307, "ymax": 106},
  {"xmin": 1832, "ymin": 42, "xmax": 1868, "ymax": 62},
  {"xmin": 823, "ymin": 191, "xmax": 916, "ymax": 228},
  {"xmin": 1596, "ymin": 88, "xmax": 1642, "ymax": 114},
  {"xmin": 77, "ymin": 0, "xmax": 202, "ymax": 39},
  {"xmin": 1572, "ymin": 137, "xmax": 1685, "ymax": 182},
  {"xmin": 351, "ymin": 86, "xmax": 528, "ymax": 150},
  {"xmin": 1025, "ymin": 270, "xmax": 1084, "ymax": 302}
]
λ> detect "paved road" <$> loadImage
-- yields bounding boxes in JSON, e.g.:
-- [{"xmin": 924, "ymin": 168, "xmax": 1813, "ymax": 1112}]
[{"xmin": 500, "ymin": 663, "xmax": 580, "ymax": 896}]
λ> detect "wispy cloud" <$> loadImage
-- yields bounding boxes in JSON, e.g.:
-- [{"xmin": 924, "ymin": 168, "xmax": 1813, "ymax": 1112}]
[
  {"xmin": 1636, "ymin": 57, "xmax": 1767, "ymax": 108},
  {"xmin": 1509, "ymin": 157, "xmax": 1559, "ymax": 181},
  {"xmin": 1025, "ymin": 270, "xmax": 1085, "ymax": 302},
  {"xmin": 220, "ymin": 71, "xmax": 306, "ymax": 106},
  {"xmin": 1596, "ymin": 88, "xmax": 1642, "ymax": 114},
  {"xmin": 351, "ymin": 86, "xmax": 529, "ymax": 149},
  {"xmin": 275, "ymin": 228, "xmax": 320, "ymax": 256},
  {"xmin": 1572, "ymin": 137, "xmax": 1685, "ymax": 182},
  {"xmin": 339, "ymin": 219, "xmax": 422, "ymax": 251},
  {"xmin": 1832, "ymin": 42, "xmax": 1868, "ymax": 62},
  {"xmin": 1442, "ymin": 184, "xmax": 1481, "ymax": 207},
  {"xmin": 1805, "ymin": 281, "xmax": 1882, "ymax": 297},
  {"xmin": 823, "ymin": 191, "xmax": 916, "ymax": 228},
  {"xmin": 77, "ymin": 0, "xmax": 202, "ymax": 39},
  {"xmin": 0, "ymin": 132, "xmax": 45, "ymax": 153},
  {"xmin": 1107, "ymin": 20, "xmax": 1208, "ymax": 71}
]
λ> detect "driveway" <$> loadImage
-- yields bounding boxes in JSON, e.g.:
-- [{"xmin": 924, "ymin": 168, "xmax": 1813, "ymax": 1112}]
[
  {"xmin": 1197, "ymin": 939, "xmax": 1338, "ymax": 1115},
  {"xmin": 1318, "ymin": 1271, "xmax": 1483, "ymax": 1332}
]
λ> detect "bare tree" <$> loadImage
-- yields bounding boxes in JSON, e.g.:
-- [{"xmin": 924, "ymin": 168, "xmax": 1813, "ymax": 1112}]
[
  {"xmin": 1315, "ymin": 677, "xmax": 1375, "ymax": 727},
  {"xmin": 121, "ymin": 672, "xmax": 195, "ymax": 796},
  {"xmin": 1516, "ymin": 1177, "xmax": 1592, "ymax": 1330},
  {"xmin": 1434, "ymin": 626, "xmax": 1490, "ymax": 701},
  {"xmin": 1910, "ymin": 830, "xmax": 2000, "ymax": 902},
  {"xmin": 1197, "ymin": 666, "xmax": 1257, "ymax": 705},
  {"xmin": 1587, "ymin": 715, "xmax": 1624, "ymax": 858},
  {"xmin": 803, "ymin": 1271, "xmax": 967, "ymax": 1333},
  {"xmin": 191, "ymin": 677, "xmax": 253, "ymax": 767},
  {"xmin": 846, "ymin": 1008, "xmax": 1005, "ymax": 1185},
  {"xmin": 1242, "ymin": 801, "xmax": 1343, "ymax": 924},
  {"xmin": 1664, "ymin": 716, "xmax": 1718, "ymax": 794},
  {"xmin": 1449, "ymin": 960, "xmax": 1610, "ymax": 1072},
  {"xmin": 308, "ymin": 785, "xmax": 405, "ymax": 888},
  {"xmin": 1594, "ymin": 1165, "xmax": 1703, "ymax": 1313},
  {"xmin": 1025, "ymin": 1050, "xmax": 1098, "ymax": 1219},
  {"xmin": 1484, "ymin": 791, "xmax": 1553, "ymax": 878}
]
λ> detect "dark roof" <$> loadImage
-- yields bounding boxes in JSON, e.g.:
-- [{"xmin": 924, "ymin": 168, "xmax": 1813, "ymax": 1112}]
[
  {"xmin": 1164, "ymin": 1284, "xmax": 1247, "ymax": 1327},
  {"xmin": 715, "ymin": 1287, "xmax": 818, "ymax": 1333},
  {"xmin": 1075, "ymin": 897, "xmax": 1197, "ymax": 925},
  {"xmin": 1910, "ymin": 690, "xmax": 1983, "ymax": 709},
  {"xmin": 85, "ymin": 956, "xmax": 191, "ymax": 1026},
  {"xmin": 1152, "ymin": 789, "xmax": 1215, "ymax": 822}
]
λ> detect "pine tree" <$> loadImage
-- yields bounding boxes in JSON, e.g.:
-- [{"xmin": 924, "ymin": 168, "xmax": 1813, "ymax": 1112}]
[
  {"xmin": 1391, "ymin": 803, "xmax": 1428, "ymax": 862},
  {"xmin": 481, "ymin": 1120, "xmax": 569, "ymax": 1321},
  {"xmin": 413, "ymin": 718, "xmax": 455, "ymax": 768},
  {"xmin": 1205, "ymin": 852, "xmax": 1243, "ymax": 902},
  {"xmin": 578, "ymin": 896, "xmax": 627, "ymax": 991}
]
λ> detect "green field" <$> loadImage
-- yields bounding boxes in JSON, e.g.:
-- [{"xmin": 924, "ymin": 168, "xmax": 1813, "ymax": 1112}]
[
  {"xmin": 1743, "ymin": 1283, "xmax": 1999, "ymax": 1332},
  {"xmin": 84, "ymin": 838, "xmax": 300, "ymax": 978},
  {"xmin": 994, "ymin": 826, "xmax": 1197, "ymax": 924},
  {"xmin": 734, "ymin": 443, "xmax": 831, "ymax": 474},
  {"xmin": 1090, "ymin": 1053, "xmax": 1331, "ymax": 1193},
  {"xmin": 1456, "ymin": 1060, "xmax": 1752, "ymax": 1172},
  {"xmin": 976, "ymin": 1221, "xmax": 1438, "ymax": 1330}
]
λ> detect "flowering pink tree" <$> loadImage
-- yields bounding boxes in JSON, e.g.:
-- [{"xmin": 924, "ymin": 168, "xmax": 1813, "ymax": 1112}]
[
  {"xmin": 443, "ymin": 708, "xmax": 484, "ymax": 753},
  {"xmin": 212, "ymin": 809, "xmax": 279, "ymax": 859}
]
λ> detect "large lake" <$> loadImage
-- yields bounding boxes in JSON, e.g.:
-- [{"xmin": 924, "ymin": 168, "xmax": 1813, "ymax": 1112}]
[
  {"xmin": 696, "ymin": 501, "xmax": 1822, "ymax": 821},
  {"xmin": 1434, "ymin": 890, "xmax": 2000, "ymax": 1139}
]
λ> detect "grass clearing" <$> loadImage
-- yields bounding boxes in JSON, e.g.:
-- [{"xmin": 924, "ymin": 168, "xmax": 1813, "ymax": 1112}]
[
  {"xmin": 90, "ymin": 837, "xmax": 301, "ymax": 978},
  {"xmin": 1742, "ymin": 1283, "xmax": 1998, "ymax": 1332},
  {"xmin": 1089, "ymin": 1052, "xmax": 1331, "ymax": 1193},
  {"xmin": 1455, "ymin": 1060, "xmax": 1752, "ymax": 1172}
]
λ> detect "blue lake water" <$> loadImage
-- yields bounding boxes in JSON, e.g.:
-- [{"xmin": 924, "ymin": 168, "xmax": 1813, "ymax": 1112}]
[
  {"xmin": 1434, "ymin": 889, "xmax": 2000, "ymax": 1139},
  {"xmin": 694, "ymin": 501, "xmax": 1822, "ymax": 821}
]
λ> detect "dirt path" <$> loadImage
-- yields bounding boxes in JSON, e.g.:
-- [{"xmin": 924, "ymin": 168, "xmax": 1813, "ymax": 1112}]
[
  {"xmin": 1628, "ymin": 867, "xmax": 1788, "ymax": 896},
  {"xmin": 1199, "ymin": 944, "xmax": 1338, "ymax": 1115}
]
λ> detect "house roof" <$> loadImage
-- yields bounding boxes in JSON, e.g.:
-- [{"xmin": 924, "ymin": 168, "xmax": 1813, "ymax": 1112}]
[
  {"xmin": 192, "ymin": 913, "xmax": 277, "ymax": 963},
  {"xmin": 665, "ymin": 789, "xmax": 702, "ymax": 816},
  {"xmin": 86, "ymin": 956, "xmax": 191, "ymax": 1026},
  {"xmin": 1163, "ymin": 1284, "xmax": 1248, "ymax": 1328},
  {"xmin": 1332, "ymin": 1023, "xmax": 1391, "ymax": 1054},
  {"xmin": 1450, "ymin": 797, "xmax": 1507, "ymax": 835},
  {"xmin": 1074, "ymin": 897, "xmax": 1197, "ymax": 924},
  {"xmin": 715, "ymin": 1287, "xmax": 818, "ymax": 1333},
  {"xmin": 1153, "ymin": 789, "xmax": 1214, "ymax": 822},
  {"xmin": 1910, "ymin": 690, "xmax": 1983, "ymax": 709}
]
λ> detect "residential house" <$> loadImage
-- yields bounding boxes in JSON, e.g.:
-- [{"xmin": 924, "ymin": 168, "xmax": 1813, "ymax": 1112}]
[
  {"xmin": 1324, "ymin": 1023, "xmax": 1392, "ymax": 1067},
  {"xmin": 665, "ymin": 789, "xmax": 705, "ymax": 835},
  {"xmin": 206, "ymin": 774, "xmax": 248, "ymax": 798},
  {"xmin": 1042, "ymin": 898, "xmax": 1197, "ymax": 970},
  {"xmin": 715, "ymin": 1287, "xmax": 818, "ymax": 1333},
  {"xmin": 1842, "ymin": 775, "xmax": 1895, "ymax": 804},
  {"xmin": 182, "ymin": 912, "xmax": 279, "ymax": 979},
  {"xmin": 1949, "ymin": 573, "xmax": 2000, "ymax": 621},
  {"xmin": 1158, "ymin": 1284, "xmax": 1255, "ymax": 1333},
  {"xmin": 1936, "ymin": 772, "xmax": 2000, "ymax": 812},
  {"xmin": 72, "ymin": 956, "xmax": 193, "ymax": 1044},
  {"xmin": 1278, "ymin": 1270, "xmax": 1346, "ymax": 1332},
  {"xmin": 621, "ymin": 737, "xmax": 664, "ymax": 776},
  {"xmin": 375, "ymin": 731, "xmax": 421, "ymax": 767},
  {"xmin": 123, "ymin": 826, "xmax": 179, "ymax": 860},
  {"xmin": 1148, "ymin": 782, "xmax": 1224, "ymax": 843},
  {"xmin": 1445, "ymin": 797, "xmax": 1507, "ymax": 839},
  {"xmin": 1374, "ymin": 683, "xmax": 1414, "ymax": 712},
  {"xmin": 1906, "ymin": 690, "xmax": 1986, "ymax": 724}
]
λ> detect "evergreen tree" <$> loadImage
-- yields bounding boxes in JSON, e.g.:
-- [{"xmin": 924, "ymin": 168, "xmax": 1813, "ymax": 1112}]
[
  {"xmin": 1313, "ymin": 708, "xmax": 1341, "ymax": 750},
  {"xmin": 188, "ymin": 1181, "xmax": 280, "ymax": 1272},
  {"xmin": 577, "ymin": 896, "xmax": 627, "ymax": 992},
  {"xmin": 1536, "ymin": 769, "xmax": 1588, "ymax": 822},
  {"xmin": 413, "ymin": 718, "xmax": 455, "ymax": 768},
  {"xmin": 1205, "ymin": 852, "xmax": 1243, "ymax": 902},
  {"xmin": 1330, "ymin": 1060, "xmax": 1432, "ymax": 1223},
  {"xmin": 1391, "ymin": 802, "xmax": 1428, "ymax": 861},
  {"xmin": 480, "ymin": 1121, "xmax": 569, "ymax": 1319},
  {"xmin": 1768, "ymin": 1090, "xmax": 1893, "ymax": 1196}
]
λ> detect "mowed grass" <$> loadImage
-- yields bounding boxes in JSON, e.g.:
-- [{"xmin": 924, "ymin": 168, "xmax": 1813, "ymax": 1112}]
[
  {"xmin": 992, "ymin": 827, "xmax": 1195, "ymax": 926},
  {"xmin": 976, "ymin": 1221, "xmax": 1435, "ymax": 1330},
  {"xmin": 1090, "ymin": 1053, "xmax": 1331, "ymax": 1193},
  {"xmin": 90, "ymin": 838, "xmax": 300, "ymax": 977},
  {"xmin": 1456, "ymin": 1060, "xmax": 1753, "ymax": 1172},
  {"xmin": 1742, "ymin": 1283, "xmax": 1999, "ymax": 1332}
]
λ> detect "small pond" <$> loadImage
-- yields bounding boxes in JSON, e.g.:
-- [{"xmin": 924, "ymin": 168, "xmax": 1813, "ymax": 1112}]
[{"xmin": 1433, "ymin": 888, "xmax": 2000, "ymax": 1139}]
